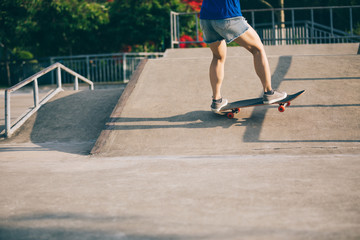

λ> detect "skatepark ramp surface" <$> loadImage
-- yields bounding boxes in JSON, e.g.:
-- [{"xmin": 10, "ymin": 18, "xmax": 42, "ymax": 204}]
[
  {"xmin": 92, "ymin": 43, "xmax": 360, "ymax": 156},
  {"xmin": 0, "ymin": 43, "xmax": 359, "ymax": 240}
]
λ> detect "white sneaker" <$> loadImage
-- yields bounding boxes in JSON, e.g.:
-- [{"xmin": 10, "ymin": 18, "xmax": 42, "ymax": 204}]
[
  {"xmin": 263, "ymin": 90, "xmax": 287, "ymax": 104},
  {"xmin": 211, "ymin": 98, "xmax": 228, "ymax": 113}
]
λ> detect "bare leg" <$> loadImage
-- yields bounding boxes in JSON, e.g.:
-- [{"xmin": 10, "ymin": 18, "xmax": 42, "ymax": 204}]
[
  {"xmin": 234, "ymin": 26, "xmax": 272, "ymax": 92},
  {"xmin": 209, "ymin": 40, "xmax": 227, "ymax": 100}
]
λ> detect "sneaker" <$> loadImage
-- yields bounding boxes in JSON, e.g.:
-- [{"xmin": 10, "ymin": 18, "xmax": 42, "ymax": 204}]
[
  {"xmin": 211, "ymin": 98, "xmax": 228, "ymax": 113},
  {"xmin": 263, "ymin": 90, "xmax": 287, "ymax": 104}
]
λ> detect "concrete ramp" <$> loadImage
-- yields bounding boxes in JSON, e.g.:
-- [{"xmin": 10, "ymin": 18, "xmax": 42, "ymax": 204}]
[
  {"xmin": 1, "ymin": 88, "xmax": 124, "ymax": 154},
  {"xmin": 92, "ymin": 43, "xmax": 360, "ymax": 156}
]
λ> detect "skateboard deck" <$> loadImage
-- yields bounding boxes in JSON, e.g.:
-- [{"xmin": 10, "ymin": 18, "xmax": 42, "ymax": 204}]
[{"xmin": 219, "ymin": 90, "xmax": 305, "ymax": 119}]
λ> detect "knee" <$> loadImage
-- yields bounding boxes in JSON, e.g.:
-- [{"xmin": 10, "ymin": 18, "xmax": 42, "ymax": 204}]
[
  {"xmin": 212, "ymin": 53, "xmax": 226, "ymax": 63},
  {"xmin": 248, "ymin": 45, "xmax": 265, "ymax": 56}
]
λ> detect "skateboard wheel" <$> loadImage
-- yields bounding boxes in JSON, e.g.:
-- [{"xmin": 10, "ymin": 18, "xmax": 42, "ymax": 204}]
[
  {"xmin": 227, "ymin": 112, "xmax": 234, "ymax": 119},
  {"xmin": 287, "ymin": 101, "xmax": 291, "ymax": 107},
  {"xmin": 236, "ymin": 108, "xmax": 241, "ymax": 113},
  {"xmin": 278, "ymin": 105, "xmax": 285, "ymax": 112}
]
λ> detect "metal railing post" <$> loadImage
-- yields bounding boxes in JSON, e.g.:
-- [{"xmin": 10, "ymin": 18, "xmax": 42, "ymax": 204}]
[
  {"xmin": 74, "ymin": 76, "xmax": 79, "ymax": 91},
  {"xmin": 350, "ymin": 7, "xmax": 353, "ymax": 35},
  {"xmin": 330, "ymin": 8, "xmax": 334, "ymax": 37},
  {"xmin": 271, "ymin": 10, "xmax": 276, "ymax": 45},
  {"xmin": 251, "ymin": 11, "xmax": 255, "ymax": 28},
  {"xmin": 33, "ymin": 78, "xmax": 39, "ymax": 107},
  {"xmin": 86, "ymin": 56, "xmax": 90, "ymax": 80},
  {"xmin": 57, "ymin": 66, "xmax": 62, "ymax": 89},
  {"xmin": 291, "ymin": 9, "xmax": 295, "ymax": 44},
  {"xmin": 5, "ymin": 90, "xmax": 11, "ymax": 137},
  {"xmin": 176, "ymin": 14, "xmax": 180, "ymax": 44},
  {"xmin": 170, "ymin": 11, "xmax": 174, "ymax": 48},
  {"xmin": 50, "ymin": 57, "xmax": 55, "ymax": 84},
  {"xmin": 311, "ymin": 9, "xmax": 315, "ymax": 43},
  {"xmin": 123, "ymin": 54, "xmax": 127, "ymax": 82},
  {"xmin": 305, "ymin": 22, "xmax": 309, "ymax": 44}
]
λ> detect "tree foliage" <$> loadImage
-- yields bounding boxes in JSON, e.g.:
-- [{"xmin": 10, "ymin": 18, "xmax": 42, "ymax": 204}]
[
  {"xmin": 0, "ymin": 0, "xmax": 30, "ymax": 54},
  {"xmin": 1, "ymin": 0, "xmax": 359, "ymax": 59},
  {"xmin": 0, "ymin": 0, "xmax": 190, "ymax": 57},
  {"xmin": 102, "ymin": 0, "xmax": 187, "ymax": 52},
  {"xmin": 1, "ymin": 0, "xmax": 110, "ymax": 58},
  {"xmin": 28, "ymin": 0, "xmax": 109, "ymax": 56}
]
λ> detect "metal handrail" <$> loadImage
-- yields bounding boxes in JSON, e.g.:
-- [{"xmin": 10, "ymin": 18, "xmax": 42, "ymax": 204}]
[
  {"xmin": 50, "ymin": 52, "xmax": 164, "ymax": 60},
  {"xmin": 255, "ymin": 20, "xmax": 359, "ymax": 45},
  {"xmin": 3, "ymin": 62, "xmax": 94, "ymax": 138},
  {"xmin": 170, "ymin": 5, "xmax": 360, "ymax": 47},
  {"xmin": 50, "ymin": 52, "xmax": 164, "ymax": 83}
]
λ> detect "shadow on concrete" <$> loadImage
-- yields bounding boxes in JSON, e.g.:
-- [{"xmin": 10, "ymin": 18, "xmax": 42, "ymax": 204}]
[
  {"xmin": 1, "ymin": 88, "xmax": 123, "ymax": 155},
  {"xmin": 31, "ymin": 90, "xmax": 122, "ymax": 154},
  {"xmin": 108, "ymin": 106, "xmax": 360, "ymax": 143},
  {"xmin": 243, "ymin": 56, "xmax": 292, "ymax": 143},
  {"xmin": 0, "ymin": 213, "xmax": 201, "ymax": 240},
  {"xmin": 109, "ymin": 110, "xmax": 246, "ymax": 130}
]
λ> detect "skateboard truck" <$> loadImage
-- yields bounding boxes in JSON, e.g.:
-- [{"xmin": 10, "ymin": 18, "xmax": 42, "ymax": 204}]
[
  {"xmin": 227, "ymin": 102, "xmax": 291, "ymax": 119},
  {"xmin": 226, "ymin": 108, "xmax": 240, "ymax": 119}
]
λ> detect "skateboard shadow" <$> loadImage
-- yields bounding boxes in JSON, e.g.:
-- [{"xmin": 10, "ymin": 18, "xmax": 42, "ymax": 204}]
[
  {"xmin": 106, "ymin": 109, "xmax": 266, "ymax": 131},
  {"xmin": 108, "ymin": 110, "xmax": 248, "ymax": 130}
]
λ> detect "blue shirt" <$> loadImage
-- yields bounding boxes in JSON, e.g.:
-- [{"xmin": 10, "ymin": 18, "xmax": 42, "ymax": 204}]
[{"xmin": 200, "ymin": 0, "xmax": 242, "ymax": 20}]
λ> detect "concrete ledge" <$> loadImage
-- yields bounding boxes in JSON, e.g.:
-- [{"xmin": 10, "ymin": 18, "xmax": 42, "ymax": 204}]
[{"xmin": 90, "ymin": 59, "xmax": 148, "ymax": 155}]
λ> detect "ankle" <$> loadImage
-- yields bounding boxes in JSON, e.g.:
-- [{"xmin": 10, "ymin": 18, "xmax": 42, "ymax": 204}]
[
  {"xmin": 264, "ymin": 89, "xmax": 274, "ymax": 95},
  {"xmin": 212, "ymin": 96, "xmax": 222, "ymax": 101},
  {"xmin": 212, "ymin": 98, "xmax": 223, "ymax": 103}
]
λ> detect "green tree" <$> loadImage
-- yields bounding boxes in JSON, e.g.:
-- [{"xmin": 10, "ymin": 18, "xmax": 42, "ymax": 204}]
[
  {"xmin": 26, "ymin": 0, "xmax": 109, "ymax": 57},
  {"xmin": 102, "ymin": 0, "xmax": 187, "ymax": 52},
  {"xmin": 0, "ymin": 0, "xmax": 33, "ymax": 85},
  {"xmin": 0, "ymin": 0, "xmax": 33, "ymax": 52},
  {"xmin": 1, "ymin": 0, "xmax": 110, "ymax": 57}
]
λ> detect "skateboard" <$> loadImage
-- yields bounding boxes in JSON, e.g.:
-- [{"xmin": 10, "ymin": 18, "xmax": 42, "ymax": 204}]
[{"xmin": 219, "ymin": 90, "xmax": 305, "ymax": 119}]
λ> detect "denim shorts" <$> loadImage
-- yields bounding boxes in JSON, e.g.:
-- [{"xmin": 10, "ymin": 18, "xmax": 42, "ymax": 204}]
[{"xmin": 200, "ymin": 16, "xmax": 250, "ymax": 44}]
